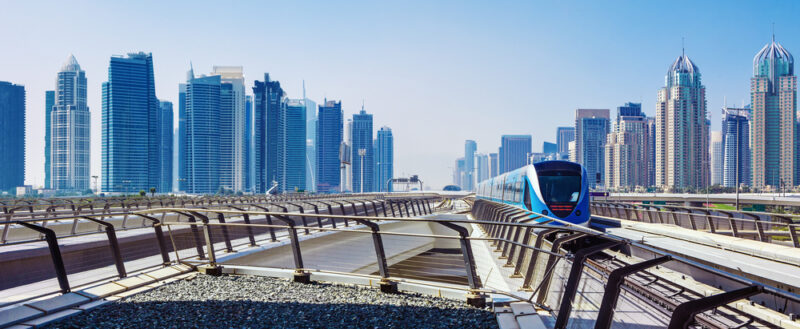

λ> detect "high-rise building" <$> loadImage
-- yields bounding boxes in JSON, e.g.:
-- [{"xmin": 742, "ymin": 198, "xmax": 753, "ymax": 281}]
[
  {"xmin": 499, "ymin": 135, "xmax": 531, "ymax": 174},
  {"xmin": 454, "ymin": 157, "xmax": 465, "ymax": 187},
  {"xmin": 102, "ymin": 52, "xmax": 159, "ymax": 193},
  {"xmin": 475, "ymin": 153, "xmax": 489, "ymax": 183},
  {"xmin": 352, "ymin": 109, "xmax": 374, "ymax": 193},
  {"xmin": 376, "ymin": 126, "xmax": 393, "ymax": 192},
  {"xmin": 710, "ymin": 131, "xmax": 723, "ymax": 186},
  {"xmin": 655, "ymin": 52, "xmax": 708, "ymax": 190},
  {"xmin": 245, "ymin": 95, "xmax": 253, "ymax": 192},
  {"xmin": 751, "ymin": 36, "xmax": 796, "ymax": 188},
  {"xmin": 279, "ymin": 99, "xmax": 307, "ymax": 192},
  {"xmin": 317, "ymin": 100, "xmax": 343, "ymax": 193},
  {"xmin": 342, "ymin": 119, "xmax": 353, "ymax": 192},
  {"xmin": 178, "ymin": 83, "xmax": 187, "ymax": 192},
  {"xmin": 605, "ymin": 104, "xmax": 648, "ymax": 190},
  {"xmin": 50, "ymin": 55, "xmax": 91, "ymax": 192},
  {"xmin": 543, "ymin": 142, "xmax": 557, "ymax": 155},
  {"xmin": 158, "ymin": 101, "xmax": 173, "ymax": 193},
  {"xmin": 556, "ymin": 127, "xmax": 575, "ymax": 156},
  {"xmin": 647, "ymin": 117, "xmax": 656, "ymax": 187},
  {"xmin": 489, "ymin": 153, "xmax": 498, "ymax": 178},
  {"xmin": 722, "ymin": 107, "xmax": 751, "ymax": 188},
  {"xmin": 0, "ymin": 82, "xmax": 25, "ymax": 192},
  {"xmin": 182, "ymin": 73, "xmax": 221, "ymax": 194},
  {"xmin": 575, "ymin": 109, "xmax": 610, "ymax": 188},
  {"xmin": 253, "ymin": 74, "xmax": 284, "ymax": 193},
  {"xmin": 44, "ymin": 90, "xmax": 54, "ymax": 189},
  {"xmin": 211, "ymin": 66, "xmax": 247, "ymax": 192},
  {"xmin": 304, "ymin": 83, "xmax": 317, "ymax": 193},
  {"xmin": 464, "ymin": 140, "xmax": 477, "ymax": 191}
]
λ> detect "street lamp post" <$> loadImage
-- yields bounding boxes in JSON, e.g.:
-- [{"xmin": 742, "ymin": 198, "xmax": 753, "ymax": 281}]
[{"xmin": 358, "ymin": 148, "xmax": 366, "ymax": 193}]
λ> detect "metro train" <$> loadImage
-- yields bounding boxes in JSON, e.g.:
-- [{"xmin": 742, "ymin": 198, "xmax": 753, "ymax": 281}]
[{"xmin": 476, "ymin": 161, "xmax": 590, "ymax": 225}]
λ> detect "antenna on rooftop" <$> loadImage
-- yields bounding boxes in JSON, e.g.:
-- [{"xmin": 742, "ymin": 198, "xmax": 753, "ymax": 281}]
[{"xmin": 681, "ymin": 37, "xmax": 685, "ymax": 56}]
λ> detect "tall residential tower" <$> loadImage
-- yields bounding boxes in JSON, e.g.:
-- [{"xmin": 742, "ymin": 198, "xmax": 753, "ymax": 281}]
[{"xmin": 51, "ymin": 55, "xmax": 90, "ymax": 191}]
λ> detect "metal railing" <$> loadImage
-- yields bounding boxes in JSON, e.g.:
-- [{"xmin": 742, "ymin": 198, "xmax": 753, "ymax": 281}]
[
  {"xmin": 471, "ymin": 199, "xmax": 800, "ymax": 329},
  {"xmin": 591, "ymin": 201, "xmax": 800, "ymax": 248},
  {"xmin": 0, "ymin": 195, "xmax": 441, "ymax": 306}
]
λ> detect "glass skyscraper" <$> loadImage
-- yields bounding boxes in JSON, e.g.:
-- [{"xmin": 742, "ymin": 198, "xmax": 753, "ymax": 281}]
[
  {"xmin": 158, "ymin": 100, "xmax": 173, "ymax": 193},
  {"xmin": 489, "ymin": 153, "xmax": 498, "ymax": 178},
  {"xmin": 245, "ymin": 95, "xmax": 253, "ymax": 192},
  {"xmin": 101, "ymin": 52, "xmax": 159, "ymax": 193},
  {"xmin": 722, "ymin": 107, "xmax": 751, "ymax": 188},
  {"xmin": 279, "ymin": 99, "xmax": 307, "ymax": 192},
  {"xmin": 44, "ymin": 90, "xmax": 54, "ymax": 189},
  {"xmin": 51, "ymin": 55, "xmax": 90, "ymax": 192},
  {"xmin": 211, "ymin": 66, "xmax": 247, "ymax": 192},
  {"xmin": 304, "ymin": 83, "xmax": 317, "ymax": 193},
  {"xmin": 183, "ymin": 73, "xmax": 221, "ymax": 194},
  {"xmin": 605, "ymin": 103, "xmax": 648, "ymax": 190},
  {"xmin": 499, "ymin": 135, "xmax": 531, "ymax": 174},
  {"xmin": 178, "ymin": 83, "xmax": 187, "ymax": 192},
  {"xmin": 316, "ymin": 100, "xmax": 343, "ymax": 193},
  {"xmin": 751, "ymin": 36, "xmax": 796, "ymax": 188},
  {"xmin": 464, "ymin": 140, "xmax": 476, "ymax": 191},
  {"xmin": 575, "ymin": 109, "xmax": 610, "ymax": 188},
  {"xmin": 253, "ymin": 74, "xmax": 283, "ymax": 193},
  {"xmin": 351, "ymin": 109, "xmax": 374, "ymax": 193},
  {"xmin": 376, "ymin": 126, "xmax": 393, "ymax": 192},
  {"xmin": 0, "ymin": 81, "xmax": 25, "ymax": 192},
  {"xmin": 556, "ymin": 127, "xmax": 575, "ymax": 159},
  {"xmin": 656, "ymin": 52, "xmax": 708, "ymax": 190}
]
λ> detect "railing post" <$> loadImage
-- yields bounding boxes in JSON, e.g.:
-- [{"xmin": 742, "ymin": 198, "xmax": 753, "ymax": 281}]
[
  {"xmin": 520, "ymin": 228, "xmax": 561, "ymax": 290},
  {"xmin": 80, "ymin": 216, "xmax": 127, "ymax": 278},
  {"xmin": 350, "ymin": 218, "xmax": 396, "ymax": 293},
  {"xmin": 138, "ymin": 214, "xmax": 171, "ymax": 265},
  {"xmin": 437, "ymin": 221, "xmax": 485, "ymax": 307},
  {"xmin": 272, "ymin": 215, "xmax": 310, "ymax": 283},
  {"xmin": 554, "ymin": 241, "xmax": 622, "ymax": 329},
  {"xmin": 404, "ymin": 201, "xmax": 413, "ymax": 217},
  {"xmin": 287, "ymin": 203, "xmax": 310, "ymax": 235},
  {"xmin": 743, "ymin": 213, "xmax": 766, "ymax": 242},
  {"xmin": 182, "ymin": 213, "xmax": 206, "ymax": 259},
  {"xmin": 535, "ymin": 233, "xmax": 587, "ymax": 304},
  {"xmin": 216, "ymin": 213, "xmax": 234, "ymax": 252},
  {"xmin": 251, "ymin": 205, "xmax": 277, "ymax": 242},
  {"xmin": 16, "ymin": 221, "xmax": 70, "ymax": 293},
  {"xmin": 594, "ymin": 255, "xmax": 671, "ymax": 329},
  {"xmin": 228, "ymin": 206, "xmax": 256, "ymax": 246},
  {"xmin": 667, "ymin": 286, "xmax": 761, "ymax": 329},
  {"xmin": 388, "ymin": 201, "xmax": 397, "ymax": 217}
]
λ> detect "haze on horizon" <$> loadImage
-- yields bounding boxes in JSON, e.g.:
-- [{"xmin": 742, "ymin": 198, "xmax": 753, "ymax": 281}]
[{"xmin": 1, "ymin": 0, "xmax": 798, "ymax": 189}]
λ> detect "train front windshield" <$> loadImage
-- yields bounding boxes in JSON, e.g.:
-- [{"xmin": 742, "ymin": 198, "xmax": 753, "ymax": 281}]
[{"xmin": 535, "ymin": 161, "xmax": 582, "ymax": 217}]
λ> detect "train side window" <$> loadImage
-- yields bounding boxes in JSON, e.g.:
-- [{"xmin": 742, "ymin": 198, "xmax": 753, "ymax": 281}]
[
  {"xmin": 516, "ymin": 180, "xmax": 522, "ymax": 202},
  {"xmin": 523, "ymin": 181, "xmax": 531, "ymax": 210}
]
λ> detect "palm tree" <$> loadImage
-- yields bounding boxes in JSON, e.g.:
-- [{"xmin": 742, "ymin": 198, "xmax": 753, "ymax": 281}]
[{"xmin": 150, "ymin": 187, "xmax": 156, "ymax": 197}]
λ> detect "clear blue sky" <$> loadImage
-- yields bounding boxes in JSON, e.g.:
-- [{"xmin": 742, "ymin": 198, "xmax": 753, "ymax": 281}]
[{"xmin": 1, "ymin": 0, "xmax": 798, "ymax": 189}]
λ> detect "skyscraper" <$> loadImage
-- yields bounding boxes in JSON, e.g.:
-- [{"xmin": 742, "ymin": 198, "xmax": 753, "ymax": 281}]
[
  {"xmin": 102, "ymin": 52, "xmax": 159, "ymax": 193},
  {"xmin": 51, "ymin": 55, "xmax": 90, "ymax": 191},
  {"xmin": 499, "ymin": 135, "xmax": 531, "ymax": 174},
  {"xmin": 182, "ymin": 73, "xmax": 221, "ymax": 194},
  {"xmin": 352, "ymin": 108, "xmax": 374, "ymax": 193},
  {"xmin": 0, "ymin": 82, "xmax": 25, "ymax": 192},
  {"xmin": 656, "ymin": 51, "xmax": 708, "ymax": 190},
  {"xmin": 304, "ymin": 83, "xmax": 317, "ymax": 193},
  {"xmin": 376, "ymin": 126, "xmax": 394, "ymax": 192},
  {"xmin": 454, "ymin": 157, "xmax": 465, "ymax": 187},
  {"xmin": 158, "ymin": 101, "xmax": 173, "ymax": 193},
  {"xmin": 317, "ymin": 100, "xmax": 343, "ymax": 193},
  {"xmin": 475, "ymin": 153, "xmax": 489, "ymax": 183},
  {"xmin": 279, "ymin": 99, "xmax": 307, "ymax": 192},
  {"xmin": 543, "ymin": 142, "xmax": 557, "ymax": 155},
  {"xmin": 751, "ymin": 36, "xmax": 796, "ymax": 188},
  {"xmin": 575, "ymin": 109, "xmax": 610, "ymax": 188},
  {"xmin": 647, "ymin": 117, "xmax": 656, "ymax": 187},
  {"xmin": 556, "ymin": 127, "xmax": 575, "ymax": 156},
  {"xmin": 710, "ymin": 131, "xmax": 723, "ymax": 186},
  {"xmin": 722, "ymin": 107, "xmax": 751, "ymax": 188},
  {"xmin": 245, "ymin": 95, "xmax": 253, "ymax": 192},
  {"xmin": 178, "ymin": 83, "xmax": 187, "ymax": 192},
  {"xmin": 489, "ymin": 153, "xmax": 498, "ymax": 178},
  {"xmin": 253, "ymin": 74, "xmax": 284, "ymax": 193},
  {"xmin": 211, "ymin": 66, "xmax": 247, "ymax": 192},
  {"xmin": 605, "ymin": 104, "xmax": 648, "ymax": 190},
  {"xmin": 464, "ymin": 140, "xmax": 477, "ymax": 191},
  {"xmin": 44, "ymin": 90, "xmax": 54, "ymax": 189}
]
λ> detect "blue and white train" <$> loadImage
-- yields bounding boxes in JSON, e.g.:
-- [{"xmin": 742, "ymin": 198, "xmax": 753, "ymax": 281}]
[{"xmin": 476, "ymin": 161, "xmax": 590, "ymax": 225}]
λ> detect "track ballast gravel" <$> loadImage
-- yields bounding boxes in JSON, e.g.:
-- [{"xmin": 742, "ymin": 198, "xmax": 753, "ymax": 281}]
[{"xmin": 46, "ymin": 274, "xmax": 498, "ymax": 328}]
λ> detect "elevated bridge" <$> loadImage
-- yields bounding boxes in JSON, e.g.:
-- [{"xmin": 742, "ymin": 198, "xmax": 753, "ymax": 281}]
[{"xmin": 0, "ymin": 193, "xmax": 798, "ymax": 328}]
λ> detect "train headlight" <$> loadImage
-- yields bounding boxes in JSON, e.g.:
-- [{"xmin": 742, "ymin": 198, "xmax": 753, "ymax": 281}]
[
  {"xmin": 542, "ymin": 210, "xmax": 548, "ymax": 216},
  {"xmin": 575, "ymin": 210, "xmax": 581, "ymax": 216}
]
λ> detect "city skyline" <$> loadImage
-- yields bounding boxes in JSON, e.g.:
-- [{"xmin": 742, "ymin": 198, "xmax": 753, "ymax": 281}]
[{"xmin": 2, "ymin": 1, "xmax": 800, "ymax": 189}]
